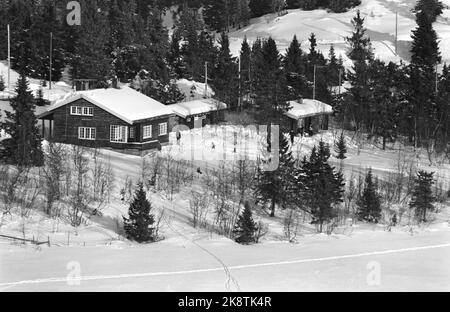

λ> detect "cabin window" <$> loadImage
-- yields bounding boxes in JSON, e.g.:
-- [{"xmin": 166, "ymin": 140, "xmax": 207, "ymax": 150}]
[
  {"xmin": 158, "ymin": 123, "xmax": 167, "ymax": 136},
  {"xmin": 83, "ymin": 107, "xmax": 94, "ymax": 116},
  {"xmin": 143, "ymin": 125, "xmax": 153, "ymax": 139},
  {"xmin": 110, "ymin": 125, "xmax": 128, "ymax": 143},
  {"xmin": 78, "ymin": 127, "xmax": 96, "ymax": 140},
  {"xmin": 71, "ymin": 106, "xmax": 94, "ymax": 116},
  {"xmin": 129, "ymin": 126, "xmax": 136, "ymax": 139}
]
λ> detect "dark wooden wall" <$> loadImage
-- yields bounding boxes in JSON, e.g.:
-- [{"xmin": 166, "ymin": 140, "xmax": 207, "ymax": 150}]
[{"xmin": 49, "ymin": 98, "xmax": 171, "ymax": 150}]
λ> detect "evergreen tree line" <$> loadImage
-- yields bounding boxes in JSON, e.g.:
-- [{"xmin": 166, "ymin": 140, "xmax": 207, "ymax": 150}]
[
  {"xmin": 285, "ymin": 0, "xmax": 361, "ymax": 14},
  {"xmin": 169, "ymin": 6, "xmax": 346, "ymax": 111},
  {"xmin": 253, "ymin": 132, "xmax": 439, "ymax": 235},
  {"xmin": 337, "ymin": 3, "xmax": 450, "ymax": 155},
  {"xmin": 233, "ymin": 34, "xmax": 345, "ymax": 113},
  {"xmin": 0, "ymin": 0, "xmax": 174, "ymax": 95},
  {"xmin": 254, "ymin": 134, "xmax": 345, "ymax": 232}
]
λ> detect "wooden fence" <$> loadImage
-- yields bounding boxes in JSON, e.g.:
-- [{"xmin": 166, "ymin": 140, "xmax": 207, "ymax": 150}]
[{"xmin": 0, "ymin": 234, "xmax": 50, "ymax": 246}]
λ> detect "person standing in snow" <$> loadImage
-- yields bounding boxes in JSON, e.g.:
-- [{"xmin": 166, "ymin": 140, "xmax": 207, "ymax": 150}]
[{"xmin": 289, "ymin": 130, "xmax": 295, "ymax": 145}]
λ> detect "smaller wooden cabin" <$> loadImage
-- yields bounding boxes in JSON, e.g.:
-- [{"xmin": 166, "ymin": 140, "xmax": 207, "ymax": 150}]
[
  {"xmin": 284, "ymin": 99, "xmax": 333, "ymax": 135},
  {"xmin": 168, "ymin": 98, "xmax": 227, "ymax": 129}
]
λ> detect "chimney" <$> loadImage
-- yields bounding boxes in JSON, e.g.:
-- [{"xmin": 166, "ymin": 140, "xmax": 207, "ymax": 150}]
[
  {"xmin": 112, "ymin": 76, "xmax": 119, "ymax": 89},
  {"xmin": 74, "ymin": 79, "xmax": 99, "ymax": 91}
]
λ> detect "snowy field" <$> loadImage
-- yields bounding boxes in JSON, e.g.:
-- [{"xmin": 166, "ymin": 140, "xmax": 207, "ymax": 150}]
[
  {"xmin": 1, "ymin": 126, "xmax": 449, "ymax": 291},
  {"xmin": 1, "ymin": 230, "xmax": 449, "ymax": 291},
  {"xmin": 226, "ymin": 0, "xmax": 450, "ymax": 68}
]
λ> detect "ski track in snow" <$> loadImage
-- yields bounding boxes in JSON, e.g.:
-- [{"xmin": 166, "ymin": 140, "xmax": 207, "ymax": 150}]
[{"xmin": 1, "ymin": 243, "xmax": 449, "ymax": 290}]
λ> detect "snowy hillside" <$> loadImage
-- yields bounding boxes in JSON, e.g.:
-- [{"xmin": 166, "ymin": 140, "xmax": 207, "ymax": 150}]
[
  {"xmin": 0, "ymin": 127, "xmax": 449, "ymax": 291},
  {"xmin": 227, "ymin": 0, "xmax": 450, "ymax": 67},
  {"xmin": 0, "ymin": 61, "xmax": 72, "ymax": 101}
]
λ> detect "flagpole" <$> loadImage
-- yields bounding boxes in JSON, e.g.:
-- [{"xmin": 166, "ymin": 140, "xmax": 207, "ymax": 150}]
[
  {"xmin": 7, "ymin": 24, "xmax": 10, "ymax": 91},
  {"xmin": 204, "ymin": 61, "xmax": 208, "ymax": 98},
  {"xmin": 49, "ymin": 32, "xmax": 53, "ymax": 90},
  {"xmin": 238, "ymin": 55, "xmax": 241, "ymax": 111},
  {"xmin": 395, "ymin": 12, "xmax": 398, "ymax": 55}
]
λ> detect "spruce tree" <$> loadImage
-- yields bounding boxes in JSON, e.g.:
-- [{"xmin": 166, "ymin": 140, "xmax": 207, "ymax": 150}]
[
  {"xmin": 409, "ymin": 8, "xmax": 441, "ymax": 147},
  {"xmin": 371, "ymin": 60, "xmax": 403, "ymax": 149},
  {"xmin": 250, "ymin": 38, "xmax": 263, "ymax": 108},
  {"xmin": 240, "ymin": 37, "xmax": 251, "ymax": 106},
  {"xmin": 35, "ymin": 87, "xmax": 48, "ymax": 107},
  {"xmin": 12, "ymin": 8, "xmax": 37, "ymax": 78},
  {"xmin": 214, "ymin": 32, "xmax": 239, "ymax": 110},
  {"xmin": 356, "ymin": 169, "xmax": 382, "ymax": 223},
  {"xmin": 334, "ymin": 132, "xmax": 347, "ymax": 160},
  {"xmin": 203, "ymin": 0, "xmax": 228, "ymax": 32},
  {"xmin": 344, "ymin": 10, "xmax": 374, "ymax": 130},
  {"xmin": 33, "ymin": 0, "xmax": 66, "ymax": 82},
  {"xmin": 436, "ymin": 64, "xmax": 450, "ymax": 151},
  {"xmin": 3, "ymin": 73, "xmax": 43, "ymax": 167},
  {"xmin": 249, "ymin": 0, "xmax": 273, "ymax": 17},
  {"xmin": 168, "ymin": 32, "xmax": 184, "ymax": 79},
  {"xmin": 327, "ymin": 45, "xmax": 341, "ymax": 87},
  {"xmin": 306, "ymin": 33, "xmax": 330, "ymax": 102},
  {"xmin": 123, "ymin": 182, "xmax": 156, "ymax": 243},
  {"xmin": 0, "ymin": 75, "xmax": 5, "ymax": 91},
  {"xmin": 255, "ymin": 133, "xmax": 294, "ymax": 217},
  {"xmin": 233, "ymin": 201, "xmax": 258, "ymax": 244},
  {"xmin": 410, "ymin": 171, "xmax": 435, "ymax": 223},
  {"xmin": 108, "ymin": 0, "xmax": 137, "ymax": 51},
  {"xmin": 346, "ymin": 10, "xmax": 373, "ymax": 63},
  {"xmin": 177, "ymin": 10, "xmax": 212, "ymax": 81},
  {"xmin": 254, "ymin": 38, "xmax": 290, "ymax": 127},
  {"xmin": 413, "ymin": 0, "xmax": 444, "ymax": 23},
  {"xmin": 298, "ymin": 140, "xmax": 345, "ymax": 232},
  {"xmin": 70, "ymin": 0, "xmax": 111, "ymax": 82},
  {"xmin": 283, "ymin": 35, "xmax": 308, "ymax": 99},
  {"xmin": 239, "ymin": 0, "xmax": 251, "ymax": 27}
]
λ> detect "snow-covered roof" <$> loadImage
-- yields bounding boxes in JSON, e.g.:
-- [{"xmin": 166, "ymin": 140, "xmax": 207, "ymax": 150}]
[
  {"xmin": 0, "ymin": 129, "xmax": 10, "ymax": 142},
  {"xmin": 40, "ymin": 86, "xmax": 174, "ymax": 124},
  {"xmin": 284, "ymin": 99, "xmax": 333, "ymax": 120},
  {"xmin": 0, "ymin": 90, "xmax": 15, "ymax": 100},
  {"xmin": 168, "ymin": 98, "xmax": 227, "ymax": 119},
  {"xmin": 176, "ymin": 79, "xmax": 215, "ymax": 100}
]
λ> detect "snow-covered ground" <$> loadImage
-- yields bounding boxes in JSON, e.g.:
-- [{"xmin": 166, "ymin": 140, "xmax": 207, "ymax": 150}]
[
  {"xmin": 0, "ymin": 61, "xmax": 73, "ymax": 101},
  {"xmin": 176, "ymin": 78, "xmax": 215, "ymax": 101},
  {"xmin": 1, "ymin": 126, "xmax": 449, "ymax": 291},
  {"xmin": 1, "ymin": 227, "xmax": 449, "ymax": 291},
  {"xmin": 227, "ymin": 0, "xmax": 450, "ymax": 68}
]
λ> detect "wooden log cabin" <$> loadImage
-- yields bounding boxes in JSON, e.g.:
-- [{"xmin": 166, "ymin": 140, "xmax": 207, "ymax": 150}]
[
  {"xmin": 167, "ymin": 98, "xmax": 227, "ymax": 129},
  {"xmin": 283, "ymin": 99, "xmax": 333, "ymax": 135},
  {"xmin": 38, "ymin": 86, "xmax": 175, "ymax": 153}
]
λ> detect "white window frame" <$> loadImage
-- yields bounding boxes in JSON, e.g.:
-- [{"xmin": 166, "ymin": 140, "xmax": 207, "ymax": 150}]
[
  {"xmin": 143, "ymin": 125, "xmax": 153, "ymax": 139},
  {"xmin": 83, "ymin": 107, "xmax": 94, "ymax": 116},
  {"xmin": 110, "ymin": 125, "xmax": 128, "ymax": 143},
  {"xmin": 70, "ymin": 106, "xmax": 94, "ymax": 116},
  {"xmin": 78, "ymin": 127, "xmax": 96, "ymax": 140},
  {"xmin": 158, "ymin": 123, "xmax": 167, "ymax": 136}
]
